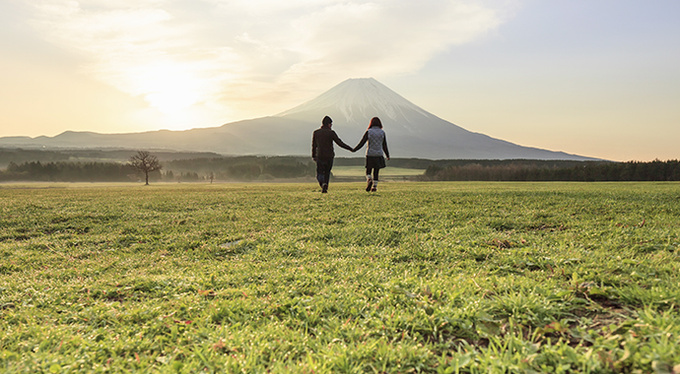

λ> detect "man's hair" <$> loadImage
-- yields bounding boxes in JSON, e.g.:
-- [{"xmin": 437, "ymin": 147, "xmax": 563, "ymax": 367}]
[{"xmin": 322, "ymin": 116, "xmax": 333, "ymax": 127}]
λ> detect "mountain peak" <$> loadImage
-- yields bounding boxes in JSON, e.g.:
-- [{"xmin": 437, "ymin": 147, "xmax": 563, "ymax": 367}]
[{"xmin": 277, "ymin": 77, "xmax": 431, "ymax": 123}]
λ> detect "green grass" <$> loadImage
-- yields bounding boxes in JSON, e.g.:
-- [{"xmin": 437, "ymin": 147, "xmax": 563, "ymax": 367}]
[
  {"xmin": 1, "ymin": 182, "xmax": 679, "ymax": 373},
  {"xmin": 331, "ymin": 166, "xmax": 425, "ymax": 177}
]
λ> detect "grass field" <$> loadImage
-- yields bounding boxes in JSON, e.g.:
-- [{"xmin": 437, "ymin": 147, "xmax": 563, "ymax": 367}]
[
  {"xmin": 1, "ymin": 182, "xmax": 679, "ymax": 373},
  {"xmin": 331, "ymin": 166, "xmax": 425, "ymax": 178}
]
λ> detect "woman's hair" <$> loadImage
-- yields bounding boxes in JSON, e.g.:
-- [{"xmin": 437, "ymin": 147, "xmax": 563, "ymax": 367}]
[
  {"xmin": 322, "ymin": 116, "xmax": 333, "ymax": 128},
  {"xmin": 368, "ymin": 117, "xmax": 382, "ymax": 129}
]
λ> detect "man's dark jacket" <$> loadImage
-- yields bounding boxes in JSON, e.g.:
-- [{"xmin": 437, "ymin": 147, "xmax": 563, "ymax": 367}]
[{"xmin": 312, "ymin": 127, "xmax": 352, "ymax": 160}]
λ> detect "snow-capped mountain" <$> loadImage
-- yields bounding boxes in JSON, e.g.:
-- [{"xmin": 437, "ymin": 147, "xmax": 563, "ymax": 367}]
[
  {"xmin": 0, "ymin": 78, "xmax": 595, "ymax": 160},
  {"xmin": 279, "ymin": 78, "xmax": 433, "ymax": 126},
  {"xmin": 276, "ymin": 78, "xmax": 590, "ymax": 159}
]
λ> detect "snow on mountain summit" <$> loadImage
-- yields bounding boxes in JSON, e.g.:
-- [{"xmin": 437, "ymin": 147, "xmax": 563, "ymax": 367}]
[{"xmin": 277, "ymin": 78, "xmax": 432, "ymax": 124}]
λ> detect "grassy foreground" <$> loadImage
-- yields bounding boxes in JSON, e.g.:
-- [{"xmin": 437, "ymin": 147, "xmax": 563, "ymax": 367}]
[
  {"xmin": 331, "ymin": 166, "xmax": 425, "ymax": 178},
  {"xmin": 1, "ymin": 182, "xmax": 679, "ymax": 373}
]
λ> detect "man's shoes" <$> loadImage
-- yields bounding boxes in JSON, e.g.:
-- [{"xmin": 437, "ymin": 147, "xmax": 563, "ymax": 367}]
[
  {"xmin": 371, "ymin": 187, "xmax": 377, "ymax": 192},
  {"xmin": 366, "ymin": 178, "xmax": 373, "ymax": 192},
  {"xmin": 321, "ymin": 183, "xmax": 328, "ymax": 193}
]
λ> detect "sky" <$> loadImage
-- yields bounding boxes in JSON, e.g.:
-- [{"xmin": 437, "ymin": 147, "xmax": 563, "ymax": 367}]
[{"xmin": 1, "ymin": 0, "xmax": 678, "ymax": 161}]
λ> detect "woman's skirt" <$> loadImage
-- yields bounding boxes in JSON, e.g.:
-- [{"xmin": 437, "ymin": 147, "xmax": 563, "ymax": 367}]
[{"xmin": 365, "ymin": 156, "xmax": 386, "ymax": 169}]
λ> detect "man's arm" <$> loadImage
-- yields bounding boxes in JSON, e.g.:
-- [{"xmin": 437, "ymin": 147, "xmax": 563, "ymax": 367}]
[
  {"xmin": 333, "ymin": 132, "xmax": 353, "ymax": 152},
  {"xmin": 311, "ymin": 132, "xmax": 317, "ymax": 160}
]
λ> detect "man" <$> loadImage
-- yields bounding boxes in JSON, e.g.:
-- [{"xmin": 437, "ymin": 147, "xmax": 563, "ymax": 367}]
[{"xmin": 311, "ymin": 116, "xmax": 353, "ymax": 193}]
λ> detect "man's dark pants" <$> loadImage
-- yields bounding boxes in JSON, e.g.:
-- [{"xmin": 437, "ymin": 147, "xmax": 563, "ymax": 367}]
[{"xmin": 315, "ymin": 158, "xmax": 333, "ymax": 188}]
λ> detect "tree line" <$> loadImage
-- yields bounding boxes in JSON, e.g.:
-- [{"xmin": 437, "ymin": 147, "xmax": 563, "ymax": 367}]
[
  {"xmin": 2, "ymin": 155, "xmax": 680, "ymax": 182},
  {"xmin": 164, "ymin": 156, "xmax": 315, "ymax": 180},
  {"xmin": 0, "ymin": 156, "xmax": 317, "ymax": 182},
  {"xmin": 420, "ymin": 159, "xmax": 680, "ymax": 181},
  {"xmin": 0, "ymin": 148, "xmax": 222, "ymax": 169},
  {"xmin": 0, "ymin": 160, "xmax": 218, "ymax": 183},
  {"xmin": 1, "ymin": 161, "xmax": 140, "ymax": 182}
]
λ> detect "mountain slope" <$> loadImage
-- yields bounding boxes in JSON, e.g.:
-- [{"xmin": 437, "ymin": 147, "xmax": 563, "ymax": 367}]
[{"xmin": 0, "ymin": 78, "xmax": 595, "ymax": 160}]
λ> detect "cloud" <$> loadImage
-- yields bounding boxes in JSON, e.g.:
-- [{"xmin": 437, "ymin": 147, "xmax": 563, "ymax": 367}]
[
  {"xmin": 22, "ymin": 0, "xmax": 515, "ymax": 124},
  {"xmin": 281, "ymin": 1, "xmax": 509, "ymax": 84}
]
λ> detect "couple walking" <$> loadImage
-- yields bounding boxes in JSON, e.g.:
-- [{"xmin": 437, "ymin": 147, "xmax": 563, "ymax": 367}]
[{"xmin": 311, "ymin": 115, "xmax": 390, "ymax": 193}]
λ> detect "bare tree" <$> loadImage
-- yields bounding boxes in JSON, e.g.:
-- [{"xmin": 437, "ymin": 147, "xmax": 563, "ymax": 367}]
[{"xmin": 129, "ymin": 150, "xmax": 162, "ymax": 185}]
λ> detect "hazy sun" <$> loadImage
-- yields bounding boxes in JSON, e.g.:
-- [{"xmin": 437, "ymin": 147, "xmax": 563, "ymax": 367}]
[
  {"xmin": 130, "ymin": 62, "xmax": 206, "ymax": 116},
  {"xmin": 146, "ymin": 89, "xmax": 200, "ymax": 115}
]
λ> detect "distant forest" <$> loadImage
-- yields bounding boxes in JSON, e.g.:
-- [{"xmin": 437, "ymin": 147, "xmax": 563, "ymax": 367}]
[
  {"xmin": 419, "ymin": 159, "xmax": 680, "ymax": 182},
  {"xmin": 0, "ymin": 157, "xmax": 315, "ymax": 182},
  {"xmin": 1, "ymin": 148, "xmax": 679, "ymax": 182}
]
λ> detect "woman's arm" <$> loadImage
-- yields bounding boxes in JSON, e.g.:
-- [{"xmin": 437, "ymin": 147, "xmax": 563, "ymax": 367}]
[
  {"xmin": 382, "ymin": 134, "xmax": 390, "ymax": 159},
  {"xmin": 352, "ymin": 132, "xmax": 369, "ymax": 152}
]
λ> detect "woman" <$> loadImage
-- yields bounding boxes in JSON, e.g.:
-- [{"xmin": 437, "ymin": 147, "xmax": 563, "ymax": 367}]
[{"xmin": 352, "ymin": 117, "xmax": 390, "ymax": 192}]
